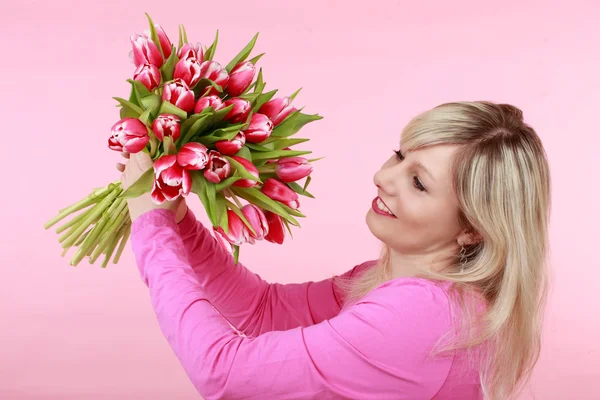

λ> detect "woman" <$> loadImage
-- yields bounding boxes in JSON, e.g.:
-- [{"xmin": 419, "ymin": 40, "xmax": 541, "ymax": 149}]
[{"xmin": 119, "ymin": 101, "xmax": 551, "ymax": 399}]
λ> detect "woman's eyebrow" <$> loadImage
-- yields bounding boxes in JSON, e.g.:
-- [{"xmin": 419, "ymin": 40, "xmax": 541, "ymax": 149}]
[{"xmin": 413, "ymin": 161, "xmax": 436, "ymax": 182}]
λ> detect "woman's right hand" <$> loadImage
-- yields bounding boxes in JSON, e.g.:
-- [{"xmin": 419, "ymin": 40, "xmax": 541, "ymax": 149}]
[{"xmin": 117, "ymin": 152, "xmax": 189, "ymax": 224}]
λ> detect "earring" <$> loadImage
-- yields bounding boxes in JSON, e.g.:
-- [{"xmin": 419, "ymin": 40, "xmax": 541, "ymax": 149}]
[{"xmin": 459, "ymin": 242, "xmax": 467, "ymax": 272}]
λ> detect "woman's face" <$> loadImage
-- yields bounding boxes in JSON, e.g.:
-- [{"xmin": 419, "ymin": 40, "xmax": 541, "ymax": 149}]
[{"xmin": 366, "ymin": 144, "xmax": 471, "ymax": 270}]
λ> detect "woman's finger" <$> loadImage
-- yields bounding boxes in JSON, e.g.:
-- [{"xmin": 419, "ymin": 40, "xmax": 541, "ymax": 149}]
[
  {"xmin": 116, "ymin": 163, "xmax": 125, "ymax": 172},
  {"xmin": 121, "ymin": 151, "xmax": 130, "ymax": 159}
]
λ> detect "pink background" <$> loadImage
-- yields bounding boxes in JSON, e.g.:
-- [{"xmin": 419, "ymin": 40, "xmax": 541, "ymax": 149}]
[{"xmin": 3, "ymin": 0, "xmax": 599, "ymax": 398}]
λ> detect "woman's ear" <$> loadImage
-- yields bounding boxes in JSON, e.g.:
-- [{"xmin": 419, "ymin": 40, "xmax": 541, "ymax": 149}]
[{"xmin": 457, "ymin": 229, "xmax": 482, "ymax": 246}]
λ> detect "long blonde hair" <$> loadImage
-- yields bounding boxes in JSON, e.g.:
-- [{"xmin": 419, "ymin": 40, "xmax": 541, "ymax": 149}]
[{"xmin": 335, "ymin": 101, "xmax": 551, "ymax": 400}]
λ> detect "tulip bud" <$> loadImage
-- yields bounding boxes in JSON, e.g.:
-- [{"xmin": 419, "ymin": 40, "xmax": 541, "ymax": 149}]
[
  {"xmin": 241, "ymin": 204, "xmax": 269, "ymax": 240},
  {"xmin": 213, "ymin": 226, "xmax": 234, "ymax": 254},
  {"xmin": 142, "ymin": 24, "xmax": 174, "ymax": 60},
  {"xmin": 133, "ymin": 62, "xmax": 161, "ymax": 91},
  {"xmin": 204, "ymin": 151, "xmax": 231, "ymax": 183},
  {"xmin": 226, "ymin": 62, "xmax": 255, "ymax": 97},
  {"xmin": 217, "ymin": 210, "xmax": 252, "ymax": 246},
  {"xmin": 199, "ymin": 61, "xmax": 229, "ymax": 96},
  {"xmin": 264, "ymin": 211, "xmax": 285, "ymax": 244},
  {"xmin": 108, "ymin": 117, "xmax": 149, "ymax": 154},
  {"xmin": 215, "ymin": 132, "xmax": 246, "ymax": 156},
  {"xmin": 231, "ymin": 156, "xmax": 259, "ymax": 188},
  {"xmin": 261, "ymin": 178, "xmax": 300, "ymax": 209},
  {"xmin": 223, "ymin": 98, "xmax": 252, "ymax": 124},
  {"xmin": 194, "ymin": 95, "xmax": 224, "ymax": 114},
  {"xmin": 177, "ymin": 42, "xmax": 203, "ymax": 63},
  {"xmin": 258, "ymin": 97, "xmax": 295, "ymax": 126},
  {"xmin": 275, "ymin": 157, "xmax": 313, "ymax": 182},
  {"xmin": 130, "ymin": 34, "xmax": 163, "ymax": 68},
  {"xmin": 177, "ymin": 142, "xmax": 209, "ymax": 170},
  {"xmin": 162, "ymin": 78, "xmax": 195, "ymax": 113},
  {"xmin": 244, "ymin": 113, "xmax": 274, "ymax": 143},
  {"xmin": 151, "ymin": 114, "xmax": 181, "ymax": 142},
  {"xmin": 174, "ymin": 56, "xmax": 202, "ymax": 88},
  {"xmin": 151, "ymin": 155, "xmax": 191, "ymax": 204}
]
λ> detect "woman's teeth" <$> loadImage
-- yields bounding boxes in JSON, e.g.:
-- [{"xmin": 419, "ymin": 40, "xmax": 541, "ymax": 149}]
[{"xmin": 376, "ymin": 198, "xmax": 394, "ymax": 215}]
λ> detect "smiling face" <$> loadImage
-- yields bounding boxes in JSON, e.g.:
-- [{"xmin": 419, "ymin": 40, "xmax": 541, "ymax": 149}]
[{"xmin": 366, "ymin": 144, "xmax": 473, "ymax": 274}]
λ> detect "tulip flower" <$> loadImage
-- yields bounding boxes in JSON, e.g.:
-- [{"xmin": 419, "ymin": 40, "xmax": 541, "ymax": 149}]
[
  {"xmin": 264, "ymin": 211, "xmax": 285, "ymax": 244},
  {"xmin": 108, "ymin": 117, "xmax": 149, "ymax": 153},
  {"xmin": 231, "ymin": 156, "xmax": 259, "ymax": 188},
  {"xmin": 162, "ymin": 78, "xmax": 195, "ymax": 113},
  {"xmin": 215, "ymin": 132, "xmax": 245, "ymax": 156},
  {"xmin": 204, "ymin": 151, "xmax": 231, "ymax": 183},
  {"xmin": 275, "ymin": 157, "xmax": 313, "ymax": 182},
  {"xmin": 258, "ymin": 97, "xmax": 295, "ymax": 126},
  {"xmin": 151, "ymin": 155, "xmax": 191, "ymax": 204},
  {"xmin": 261, "ymin": 178, "xmax": 300, "ymax": 209},
  {"xmin": 226, "ymin": 61, "xmax": 255, "ymax": 97},
  {"xmin": 143, "ymin": 24, "xmax": 174, "ymax": 59},
  {"xmin": 199, "ymin": 61, "xmax": 229, "ymax": 96},
  {"xmin": 194, "ymin": 95, "xmax": 224, "ymax": 114},
  {"xmin": 213, "ymin": 226, "xmax": 234, "ymax": 254},
  {"xmin": 177, "ymin": 42, "xmax": 203, "ymax": 63},
  {"xmin": 151, "ymin": 114, "xmax": 181, "ymax": 142},
  {"xmin": 243, "ymin": 113, "xmax": 274, "ymax": 143},
  {"xmin": 241, "ymin": 204, "xmax": 269, "ymax": 240},
  {"xmin": 223, "ymin": 98, "xmax": 252, "ymax": 124},
  {"xmin": 217, "ymin": 210, "xmax": 252, "ymax": 246},
  {"xmin": 174, "ymin": 57, "xmax": 202, "ymax": 89},
  {"xmin": 177, "ymin": 142, "xmax": 209, "ymax": 170},
  {"xmin": 133, "ymin": 62, "xmax": 161, "ymax": 91},
  {"xmin": 130, "ymin": 34, "xmax": 163, "ymax": 68}
]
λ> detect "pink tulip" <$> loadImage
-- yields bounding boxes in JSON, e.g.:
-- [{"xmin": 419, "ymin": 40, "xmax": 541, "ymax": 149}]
[
  {"xmin": 226, "ymin": 62, "xmax": 255, "ymax": 97},
  {"xmin": 243, "ymin": 113, "xmax": 273, "ymax": 143},
  {"xmin": 217, "ymin": 210, "xmax": 252, "ymax": 246},
  {"xmin": 174, "ymin": 56, "xmax": 202, "ymax": 88},
  {"xmin": 162, "ymin": 78, "xmax": 195, "ymax": 113},
  {"xmin": 223, "ymin": 98, "xmax": 252, "ymax": 124},
  {"xmin": 241, "ymin": 204, "xmax": 269, "ymax": 240},
  {"xmin": 133, "ymin": 62, "xmax": 161, "ymax": 91},
  {"xmin": 261, "ymin": 178, "xmax": 300, "ymax": 209},
  {"xmin": 142, "ymin": 25, "xmax": 173, "ymax": 59},
  {"xmin": 108, "ymin": 117, "xmax": 149, "ymax": 154},
  {"xmin": 194, "ymin": 95, "xmax": 224, "ymax": 114},
  {"xmin": 215, "ymin": 132, "xmax": 245, "ymax": 156},
  {"xmin": 177, "ymin": 142, "xmax": 209, "ymax": 170},
  {"xmin": 204, "ymin": 151, "xmax": 231, "ymax": 183},
  {"xmin": 177, "ymin": 42, "xmax": 203, "ymax": 63},
  {"xmin": 264, "ymin": 211, "xmax": 285, "ymax": 244},
  {"xmin": 213, "ymin": 226, "xmax": 234, "ymax": 254},
  {"xmin": 275, "ymin": 157, "xmax": 313, "ymax": 182},
  {"xmin": 151, "ymin": 114, "xmax": 180, "ymax": 142},
  {"xmin": 151, "ymin": 154, "xmax": 191, "ymax": 204},
  {"xmin": 258, "ymin": 97, "xmax": 296, "ymax": 126},
  {"xmin": 199, "ymin": 61, "xmax": 229, "ymax": 96},
  {"xmin": 231, "ymin": 156, "xmax": 259, "ymax": 188},
  {"xmin": 130, "ymin": 34, "xmax": 163, "ymax": 68}
]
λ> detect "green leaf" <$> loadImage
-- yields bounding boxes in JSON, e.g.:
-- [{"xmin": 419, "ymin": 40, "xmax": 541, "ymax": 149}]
[
  {"xmin": 120, "ymin": 168, "xmax": 154, "ymax": 199},
  {"xmin": 114, "ymin": 97, "xmax": 144, "ymax": 118},
  {"xmin": 223, "ymin": 156, "xmax": 261, "ymax": 183},
  {"xmin": 215, "ymin": 176, "xmax": 243, "ymax": 192},
  {"xmin": 139, "ymin": 104, "xmax": 158, "ymax": 126},
  {"xmin": 234, "ymin": 146, "xmax": 252, "ymax": 161},
  {"xmin": 178, "ymin": 25, "xmax": 184, "ymax": 50},
  {"xmin": 251, "ymin": 89, "xmax": 278, "ymax": 113},
  {"xmin": 271, "ymin": 111, "xmax": 323, "ymax": 138},
  {"xmin": 248, "ymin": 53, "xmax": 265, "ymax": 65},
  {"xmin": 306, "ymin": 157, "xmax": 325, "ymax": 163},
  {"xmin": 190, "ymin": 171, "xmax": 217, "ymax": 227},
  {"xmin": 194, "ymin": 78, "xmax": 223, "ymax": 97},
  {"xmin": 181, "ymin": 24, "xmax": 189, "ymax": 44},
  {"xmin": 158, "ymin": 101, "xmax": 188, "ymax": 120},
  {"xmin": 127, "ymin": 80, "xmax": 140, "ymax": 105},
  {"xmin": 261, "ymin": 137, "xmax": 310, "ymax": 148},
  {"xmin": 225, "ymin": 33, "xmax": 259, "ymax": 72},
  {"xmin": 244, "ymin": 143, "xmax": 272, "ymax": 152},
  {"xmin": 279, "ymin": 203, "xmax": 306, "ymax": 218},
  {"xmin": 253, "ymin": 68, "xmax": 265, "ymax": 93},
  {"xmin": 233, "ymin": 245, "xmax": 240, "ymax": 264},
  {"xmin": 287, "ymin": 181, "xmax": 315, "ymax": 199},
  {"xmin": 161, "ymin": 50, "xmax": 179, "ymax": 82},
  {"xmin": 145, "ymin": 14, "xmax": 164, "ymax": 58},
  {"xmin": 216, "ymin": 193, "xmax": 229, "ymax": 234},
  {"xmin": 281, "ymin": 218, "xmax": 294, "ymax": 238},
  {"xmin": 209, "ymin": 104, "xmax": 234, "ymax": 124},
  {"xmin": 139, "ymin": 94, "xmax": 161, "ymax": 112},
  {"xmin": 289, "ymin": 87, "xmax": 302, "ymax": 101},
  {"xmin": 212, "ymin": 123, "xmax": 246, "ymax": 138},
  {"xmin": 232, "ymin": 187, "xmax": 299, "ymax": 226},
  {"xmin": 303, "ymin": 175, "xmax": 312, "ymax": 191},
  {"xmin": 225, "ymin": 199, "xmax": 257, "ymax": 236},
  {"xmin": 178, "ymin": 114, "xmax": 210, "ymax": 148},
  {"xmin": 251, "ymin": 149, "xmax": 312, "ymax": 161},
  {"xmin": 206, "ymin": 179, "xmax": 218, "ymax": 225},
  {"xmin": 204, "ymin": 30, "xmax": 219, "ymax": 61}
]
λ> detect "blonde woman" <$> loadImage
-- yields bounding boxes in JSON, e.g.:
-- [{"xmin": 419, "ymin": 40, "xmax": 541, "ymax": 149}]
[{"xmin": 119, "ymin": 101, "xmax": 551, "ymax": 399}]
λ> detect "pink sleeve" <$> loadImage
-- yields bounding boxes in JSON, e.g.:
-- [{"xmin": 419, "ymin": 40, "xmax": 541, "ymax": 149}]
[
  {"xmin": 131, "ymin": 209, "xmax": 455, "ymax": 400},
  {"xmin": 175, "ymin": 206, "xmax": 369, "ymax": 336}
]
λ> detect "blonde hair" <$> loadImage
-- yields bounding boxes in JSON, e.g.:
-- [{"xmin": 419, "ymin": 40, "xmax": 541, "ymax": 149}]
[{"xmin": 335, "ymin": 101, "xmax": 551, "ymax": 400}]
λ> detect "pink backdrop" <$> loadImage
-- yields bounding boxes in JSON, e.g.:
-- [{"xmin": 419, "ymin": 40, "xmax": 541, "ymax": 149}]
[{"xmin": 3, "ymin": 0, "xmax": 599, "ymax": 398}]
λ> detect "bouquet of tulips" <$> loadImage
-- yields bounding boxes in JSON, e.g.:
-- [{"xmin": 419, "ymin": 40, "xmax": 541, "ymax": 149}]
[{"xmin": 44, "ymin": 14, "xmax": 322, "ymax": 267}]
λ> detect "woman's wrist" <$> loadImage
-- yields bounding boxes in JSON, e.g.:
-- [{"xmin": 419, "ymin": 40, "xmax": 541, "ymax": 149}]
[{"xmin": 175, "ymin": 200, "xmax": 188, "ymax": 224}]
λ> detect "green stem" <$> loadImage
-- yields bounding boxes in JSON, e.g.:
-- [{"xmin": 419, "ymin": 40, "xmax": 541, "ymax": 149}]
[
  {"xmin": 89, "ymin": 201, "xmax": 128, "ymax": 263},
  {"xmin": 45, "ymin": 184, "xmax": 114, "ymax": 229},
  {"xmin": 101, "ymin": 222, "xmax": 128, "ymax": 268},
  {"xmin": 225, "ymin": 188, "xmax": 244, "ymax": 209},
  {"xmin": 56, "ymin": 201, "xmax": 102, "ymax": 235},
  {"xmin": 112, "ymin": 222, "xmax": 131, "ymax": 265},
  {"xmin": 58, "ymin": 212, "xmax": 100, "ymax": 243}
]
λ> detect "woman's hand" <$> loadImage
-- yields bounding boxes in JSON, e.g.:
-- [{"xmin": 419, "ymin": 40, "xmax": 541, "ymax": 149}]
[{"xmin": 117, "ymin": 151, "xmax": 188, "ymax": 223}]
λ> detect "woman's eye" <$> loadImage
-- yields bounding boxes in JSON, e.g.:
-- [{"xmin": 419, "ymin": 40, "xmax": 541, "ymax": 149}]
[{"xmin": 413, "ymin": 177, "xmax": 426, "ymax": 192}]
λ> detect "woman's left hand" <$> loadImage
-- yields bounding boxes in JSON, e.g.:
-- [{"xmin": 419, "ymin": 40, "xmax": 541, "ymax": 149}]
[{"xmin": 119, "ymin": 151, "xmax": 182, "ymax": 223}]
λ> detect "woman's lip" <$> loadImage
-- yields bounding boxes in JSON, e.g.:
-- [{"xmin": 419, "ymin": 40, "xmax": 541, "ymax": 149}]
[
  {"xmin": 372, "ymin": 197, "xmax": 397, "ymax": 218},
  {"xmin": 378, "ymin": 196, "xmax": 394, "ymax": 213}
]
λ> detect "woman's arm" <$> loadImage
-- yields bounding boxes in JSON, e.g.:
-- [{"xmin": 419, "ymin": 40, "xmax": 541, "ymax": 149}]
[
  {"xmin": 130, "ymin": 209, "xmax": 455, "ymax": 400},
  {"xmin": 175, "ymin": 205, "xmax": 371, "ymax": 336}
]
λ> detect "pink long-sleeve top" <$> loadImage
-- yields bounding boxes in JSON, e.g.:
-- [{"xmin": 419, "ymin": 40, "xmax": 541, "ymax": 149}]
[{"xmin": 130, "ymin": 207, "xmax": 484, "ymax": 399}]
